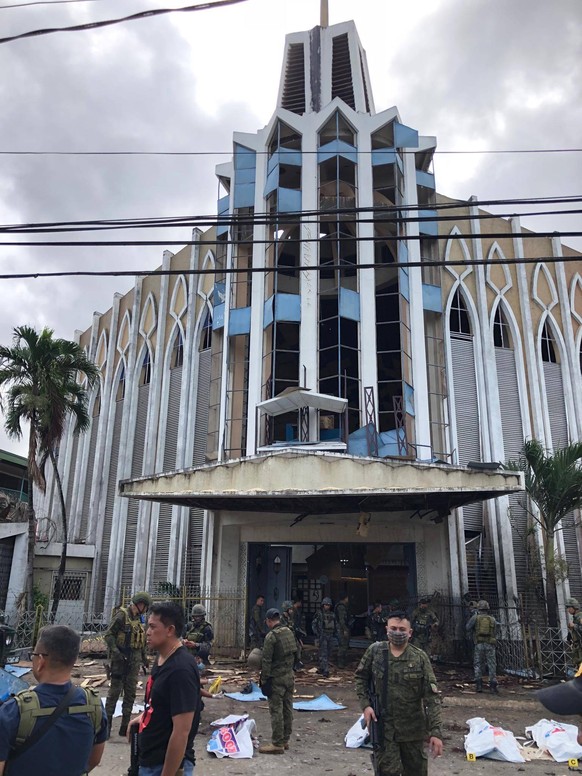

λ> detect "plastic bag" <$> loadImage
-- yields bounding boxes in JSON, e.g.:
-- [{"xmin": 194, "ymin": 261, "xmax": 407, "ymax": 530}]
[
  {"xmin": 208, "ymin": 676, "xmax": 222, "ymax": 695},
  {"xmin": 345, "ymin": 715, "xmax": 369, "ymax": 749},
  {"xmin": 207, "ymin": 717, "xmax": 256, "ymax": 759},
  {"xmin": 464, "ymin": 717, "xmax": 525, "ymax": 762},
  {"xmin": 526, "ymin": 719, "xmax": 582, "ymax": 762}
]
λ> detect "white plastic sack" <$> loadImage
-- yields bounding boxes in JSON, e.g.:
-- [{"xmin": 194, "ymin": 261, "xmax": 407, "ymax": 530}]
[
  {"xmin": 464, "ymin": 717, "xmax": 525, "ymax": 763},
  {"xmin": 345, "ymin": 715, "xmax": 369, "ymax": 749},
  {"xmin": 207, "ymin": 716, "xmax": 257, "ymax": 759},
  {"xmin": 526, "ymin": 719, "xmax": 582, "ymax": 763}
]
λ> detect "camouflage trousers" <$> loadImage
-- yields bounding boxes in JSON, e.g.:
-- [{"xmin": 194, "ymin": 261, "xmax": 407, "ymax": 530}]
[
  {"xmin": 570, "ymin": 641, "xmax": 582, "ymax": 668},
  {"xmin": 378, "ymin": 737, "xmax": 427, "ymax": 776},
  {"xmin": 337, "ymin": 629, "xmax": 350, "ymax": 667},
  {"xmin": 268, "ymin": 673, "xmax": 294, "ymax": 747},
  {"xmin": 105, "ymin": 652, "xmax": 141, "ymax": 725},
  {"xmin": 473, "ymin": 642, "xmax": 497, "ymax": 682},
  {"xmin": 318, "ymin": 633, "xmax": 334, "ymax": 673}
]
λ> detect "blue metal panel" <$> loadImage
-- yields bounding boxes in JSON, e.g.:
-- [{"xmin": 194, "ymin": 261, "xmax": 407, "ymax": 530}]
[
  {"xmin": 236, "ymin": 168, "xmax": 256, "ymax": 185},
  {"xmin": 217, "ymin": 194, "xmax": 230, "ymax": 215},
  {"xmin": 212, "ymin": 303, "xmax": 225, "ymax": 330},
  {"xmin": 398, "ymin": 241, "xmax": 408, "ymax": 264},
  {"xmin": 419, "ymin": 209, "xmax": 438, "ymax": 236},
  {"xmin": 371, "ymin": 149, "xmax": 397, "ymax": 167},
  {"xmin": 278, "ymin": 187, "xmax": 302, "ymax": 213},
  {"xmin": 263, "ymin": 296, "xmax": 274, "ymax": 328},
  {"xmin": 233, "ymin": 182, "xmax": 256, "ymax": 209},
  {"xmin": 228, "ymin": 306, "xmax": 252, "ymax": 336},
  {"xmin": 422, "ymin": 283, "xmax": 442, "ymax": 312},
  {"xmin": 394, "ymin": 122, "xmax": 419, "ymax": 149},
  {"xmin": 214, "ymin": 281, "xmax": 226, "ymax": 305},
  {"xmin": 317, "ymin": 139, "xmax": 358, "ymax": 164},
  {"xmin": 348, "ymin": 423, "xmax": 379, "ymax": 457},
  {"xmin": 278, "ymin": 148, "xmax": 302, "ymax": 167},
  {"xmin": 234, "ymin": 144, "xmax": 256, "ymax": 171},
  {"xmin": 216, "ymin": 221, "xmax": 229, "ymax": 237},
  {"xmin": 264, "ymin": 165, "xmax": 279, "ymax": 197},
  {"xmin": 404, "ymin": 382, "xmax": 415, "ymax": 416},
  {"xmin": 339, "ymin": 288, "xmax": 360, "ymax": 321},
  {"xmin": 416, "ymin": 170, "xmax": 435, "ymax": 189},
  {"xmin": 399, "ymin": 268, "xmax": 409, "ymax": 301},
  {"xmin": 275, "ymin": 293, "xmax": 301, "ymax": 322},
  {"xmin": 267, "ymin": 153, "xmax": 279, "ymax": 175}
]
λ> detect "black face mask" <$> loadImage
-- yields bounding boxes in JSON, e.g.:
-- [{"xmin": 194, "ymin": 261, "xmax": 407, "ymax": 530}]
[{"xmin": 386, "ymin": 630, "xmax": 409, "ymax": 646}]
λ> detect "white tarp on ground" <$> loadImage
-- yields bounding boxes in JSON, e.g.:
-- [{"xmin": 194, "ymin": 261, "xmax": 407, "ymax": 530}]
[{"xmin": 526, "ymin": 719, "xmax": 582, "ymax": 762}]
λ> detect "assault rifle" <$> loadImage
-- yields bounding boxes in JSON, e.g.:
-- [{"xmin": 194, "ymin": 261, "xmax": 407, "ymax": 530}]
[
  {"xmin": 127, "ymin": 727, "xmax": 139, "ymax": 776},
  {"xmin": 368, "ymin": 678, "xmax": 382, "ymax": 776}
]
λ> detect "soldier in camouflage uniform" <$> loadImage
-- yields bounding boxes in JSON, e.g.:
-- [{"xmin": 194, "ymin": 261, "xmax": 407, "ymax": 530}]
[
  {"xmin": 104, "ymin": 591, "xmax": 151, "ymax": 736},
  {"xmin": 355, "ymin": 612, "xmax": 443, "ymax": 775},
  {"xmin": 566, "ymin": 597, "xmax": 582, "ymax": 666},
  {"xmin": 312, "ymin": 597, "xmax": 337, "ymax": 677},
  {"xmin": 249, "ymin": 594, "xmax": 266, "ymax": 649},
  {"xmin": 183, "ymin": 603, "xmax": 214, "ymax": 664},
  {"xmin": 410, "ymin": 597, "xmax": 439, "ymax": 655},
  {"xmin": 466, "ymin": 599, "xmax": 498, "ymax": 693},
  {"xmin": 366, "ymin": 601, "xmax": 388, "ymax": 642},
  {"xmin": 335, "ymin": 593, "xmax": 351, "ymax": 668},
  {"xmin": 259, "ymin": 608, "xmax": 297, "ymax": 755},
  {"xmin": 280, "ymin": 600, "xmax": 294, "ymax": 628}
]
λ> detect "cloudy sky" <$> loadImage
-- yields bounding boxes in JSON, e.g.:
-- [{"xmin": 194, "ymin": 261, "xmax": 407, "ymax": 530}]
[{"xmin": 0, "ymin": 0, "xmax": 581, "ymax": 455}]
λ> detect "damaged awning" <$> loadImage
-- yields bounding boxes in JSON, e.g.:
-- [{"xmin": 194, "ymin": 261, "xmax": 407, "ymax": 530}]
[
  {"xmin": 256, "ymin": 388, "xmax": 347, "ymax": 416},
  {"xmin": 119, "ymin": 450, "xmax": 524, "ymax": 517}
]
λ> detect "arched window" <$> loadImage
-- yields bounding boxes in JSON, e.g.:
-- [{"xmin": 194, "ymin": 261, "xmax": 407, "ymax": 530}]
[
  {"xmin": 450, "ymin": 289, "xmax": 471, "ymax": 335},
  {"xmin": 541, "ymin": 321, "xmax": 557, "ymax": 363},
  {"xmin": 116, "ymin": 365, "xmax": 125, "ymax": 402},
  {"xmin": 171, "ymin": 330, "xmax": 184, "ymax": 369},
  {"xmin": 493, "ymin": 306, "xmax": 512, "ymax": 348},
  {"xmin": 92, "ymin": 387, "xmax": 101, "ymax": 417},
  {"xmin": 140, "ymin": 348, "xmax": 152, "ymax": 385},
  {"xmin": 200, "ymin": 309, "xmax": 212, "ymax": 351}
]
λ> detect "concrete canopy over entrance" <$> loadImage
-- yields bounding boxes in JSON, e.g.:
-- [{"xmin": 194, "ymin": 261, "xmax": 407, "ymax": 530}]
[{"xmin": 119, "ymin": 450, "xmax": 524, "ymax": 516}]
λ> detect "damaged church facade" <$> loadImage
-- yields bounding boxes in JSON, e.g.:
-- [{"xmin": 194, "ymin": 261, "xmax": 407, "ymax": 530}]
[{"xmin": 35, "ymin": 19, "xmax": 581, "ymax": 637}]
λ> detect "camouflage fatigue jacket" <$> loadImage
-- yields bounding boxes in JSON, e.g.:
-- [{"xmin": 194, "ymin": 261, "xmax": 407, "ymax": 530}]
[
  {"xmin": 104, "ymin": 607, "xmax": 146, "ymax": 661},
  {"xmin": 335, "ymin": 602, "xmax": 351, "ymax": 633},
  {"xmin": 184, "ymin": 619, "xmax": 214, "ymax": 658},
  {"xmin": 355, "ymin": 642, "xmax": 442, "ymax": 742},
  {"xmin": 249, "ymin": 605, "xmax": 266, "ymax": 638},
  {"xmin": 571, "ymin": 611, "xmax": 582, "ymax": 644},
  {"xmin": 261, "ymin": 623, "xmax": 297, "ymax": 679},
  {"xmin": 411, "ymin": 607, "xmax": 439, "ymax": 639},
  {"xmin": 312, "ymin": 609, "xmax": 337, "ymax": 638}
]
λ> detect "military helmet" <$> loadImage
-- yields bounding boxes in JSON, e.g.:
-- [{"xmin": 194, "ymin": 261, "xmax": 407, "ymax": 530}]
[
  {"xmin": 567, "ymin": 597, "xmax": 580, "ymax": 609},
  {"xmin": 191, "ymin": 604, "xmax": 206, "ymax": 617},
  {"xmin": 281, "ymin": 600, "xmax": 294, "ymax": 612},
  {"xmin": 132, "ymin": 591, "xmax": 152, "ymax": 607},
  {"xmin": 477, "ymin": 599, "xmax": 490, "ymax": 610},
  {"xmin": 322, "ymin": 597, "xmax": 332, "ymax": 606}
]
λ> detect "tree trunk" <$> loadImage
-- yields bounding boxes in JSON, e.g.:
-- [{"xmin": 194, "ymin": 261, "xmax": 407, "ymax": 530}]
[
  {"xmin": 544, "ymin": 530, "xmax": 560, "ymax": 627},
  {"xmin": 49, "ymin": 448, "xmax": 68, "ymax": 623}
]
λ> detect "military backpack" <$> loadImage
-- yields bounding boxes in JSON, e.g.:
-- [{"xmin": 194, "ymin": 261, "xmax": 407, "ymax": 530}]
[{"xmin": 475, "ymin": 614, "xmax": 496, "ymax": 642}]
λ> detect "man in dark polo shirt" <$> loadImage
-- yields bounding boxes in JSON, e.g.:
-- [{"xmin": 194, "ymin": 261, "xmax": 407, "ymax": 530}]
[
  {"xmin": 128, "ymin": 601, "xmax": 201, "ymax": 776},
  {"xmin": 0, "ymin": 624, "xmax": 107, "ymax": 776}
]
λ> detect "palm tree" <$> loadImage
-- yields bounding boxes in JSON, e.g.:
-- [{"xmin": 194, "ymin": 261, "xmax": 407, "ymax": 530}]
[
  {"xmin": 0, "ymin": 325, "xmax": 98, "ymax": 617},
  {"xmin": 505, "ymin": 439, "xmax": 582, "ymax": 626}
]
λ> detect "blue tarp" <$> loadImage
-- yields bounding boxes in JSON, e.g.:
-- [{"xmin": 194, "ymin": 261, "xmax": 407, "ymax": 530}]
[
  {"xmin": 224, "ymin": 681, "xmax": 266, "ymax": 702},
  {"xmin": 0, "ymin": 667, "xmax": 29, "ymax": 702},
  {"xmin": 292, "ymin": 693, "xmax": 346, "ymax": 711},
  {"xmin": 4, "ymin": 665, "xmax": 30, "ymax": 678}
]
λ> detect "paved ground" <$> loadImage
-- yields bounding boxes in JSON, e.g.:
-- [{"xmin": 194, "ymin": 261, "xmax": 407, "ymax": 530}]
[{"xmin": 84, "ymin": 650, "xmax": 581, "ymax": 776}]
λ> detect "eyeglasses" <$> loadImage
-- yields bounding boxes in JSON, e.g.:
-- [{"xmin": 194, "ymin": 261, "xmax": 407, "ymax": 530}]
[{"xmin": 30, "ymin": 652, "xmax": 49, "ymax": 659}]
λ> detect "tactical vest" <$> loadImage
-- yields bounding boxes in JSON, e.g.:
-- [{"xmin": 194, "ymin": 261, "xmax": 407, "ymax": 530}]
[
  {"xmin": 13, "ymin": 687, "xmax": 102, "ymax": 748},
  {"xmin": 320, "ymin": 610, "xmax": 336, "ymax": 634},
  {"xmin": 185, "ymin": 620, "xmax": 211, "ymax": 644},
  {"xmin": 115, "ymin": 607, "xmax": 146, "ymax": 650},
  {"xmin": 475, "ymin": 614, "xmax": 496, "ymax": 644}
]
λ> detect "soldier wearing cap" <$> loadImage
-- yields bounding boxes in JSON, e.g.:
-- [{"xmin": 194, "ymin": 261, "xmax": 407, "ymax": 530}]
[
  {"xmin": 104, "ymin": 590, "xmax": 151, "ymax": 736},
  {"xmin": 566, "ymin": 598, "xmax": 582, "ymax": 666},
  {"xmin": 410, "ymin": 597, "xmax": 439, "ymax": 655},
  {"xmin": 258, "ymin": 608, "xmax": 297, "ymax": 755},
  {"xmin": 312, "ymin": 597, "xmax": 338, "ymax": 677},
  {"xmin": 183, "ymin": 604, "xmax": 214, "ymax": 664},
  {"xmin": 466, "ymin": 599, "xmax": 499, "ymax": 694}
]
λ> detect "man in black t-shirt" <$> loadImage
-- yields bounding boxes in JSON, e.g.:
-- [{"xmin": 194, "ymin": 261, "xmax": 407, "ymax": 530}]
[{"xmin": 128, "ymin": 601, "xmax": 200, "ymax": 776}]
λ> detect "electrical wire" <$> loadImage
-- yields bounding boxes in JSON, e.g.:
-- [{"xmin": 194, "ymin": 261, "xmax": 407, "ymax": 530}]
[
  {"xmin": 0, "ymin": 147, "xmax": 581, "ymax": 156},
  {"xmin": 0, "ymin": 254, "xmax": 579, "ymax": 281},
  {"xmin": 0, "ymin": 0, "xmax": 109, "ymax": 9},
  {"xmin": 0, "ymin": 0, "xmax": 248, "ymax": 44}
]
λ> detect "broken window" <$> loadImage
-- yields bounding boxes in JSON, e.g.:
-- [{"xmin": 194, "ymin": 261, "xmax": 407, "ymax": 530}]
[
  {"xmin": 541, "ymin": 321, "xmax": 557, "ymax": 363},
  {"xmin": 116, "ymin": 364, "xmax": 125, "ymax": 402},
  {"xmin": 493, "ymin": 306, "xmax": 512, "ymax": 349},
  {"xmin": 171, "ymin": 329, "xmax": 184, "ymax": 367},
  {"xmin": 200, "ymin": 310, "xmax": 212, "ymax": 352},
  {"xmin": 449, "ymin": 289, "xmax": 471, "ymax": 336},
  {"xmin": 318, "ymin": 111, "xmax": 356, "ymax": 147},
  {"xmin": 139, "ymin": 348, "xmax": 152, "ymax": 386}
]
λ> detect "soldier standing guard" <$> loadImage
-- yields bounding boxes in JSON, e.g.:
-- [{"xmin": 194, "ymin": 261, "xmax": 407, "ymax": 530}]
[
  {"xmin": 335, "ymin": 592, "xmax": 351, "ymax": 668},
  {"xmin": 104, "ymin": 591, "xmax": 151, "ymax": 736},
  {"xmin": 410, "ymin": 597, "xmax": 439, "ymax": 655},
  {"xmin": 312, "ymin": 597, "xmax": 337, "ymax": 677},
  {"xmin": 249, "ymin": 594, "xmax": 266, "ymax": 649},
  {"xmin": 183, "ymin": 604, "xmax": 214, "ymax": 664},
  {"xmin": 566, "ymin": 597, "xmax": 582, "ymax": 666},
  {"xmin": 366, "ymin": 601, "xmax": 388, "ymax": 642},
  {"xmin": 355, "ymin": 611, "xmax": 443, "ymax": 775},
  {"xmin": 259, "ymin": 608, "xmax": 297, "ymax": 755},
  {"xmin": 466, "ymin": 599, "xmax": 499, "ymax": 694}
]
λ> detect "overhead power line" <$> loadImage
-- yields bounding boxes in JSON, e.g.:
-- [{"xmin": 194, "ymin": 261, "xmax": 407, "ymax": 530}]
[
  {"xmin": 0, "ymin": 0, "xmax": 248, "ymax": 44},
  {"xmin": 0, "ymin": 0, "xmax": 109, "ymax": 9},
  {"xmin": 1, "ymin": 147, "xmax": 581, "ymax": 156},
  {"xmin": 0, "ymin": 254, "xmax": 579, "ymax": 281}
]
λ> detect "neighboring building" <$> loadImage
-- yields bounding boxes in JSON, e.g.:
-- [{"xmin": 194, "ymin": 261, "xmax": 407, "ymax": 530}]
[
  {"xmin": 39, "ymin": 17, "xmax": 581, "ymax": 633},
  {"xmin": 0, "ymin": 449, "xmax": 28, "ymax": 614}
]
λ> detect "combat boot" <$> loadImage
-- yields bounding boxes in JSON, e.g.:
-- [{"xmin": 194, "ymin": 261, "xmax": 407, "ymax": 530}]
[
  {"xmin": 119, "ymin": 719, "xmax": 129, "ymax": 737},
  {"xmin": 475, "ymin": 678, "xmax": 483, "ymax": 693},
  {"xmin": 490, "ymin": 681, "xmax": 499, "ymax": 694},
  {"xmin": 259, "ymin": 743, "xmax": 285, "ymax": 754}
]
